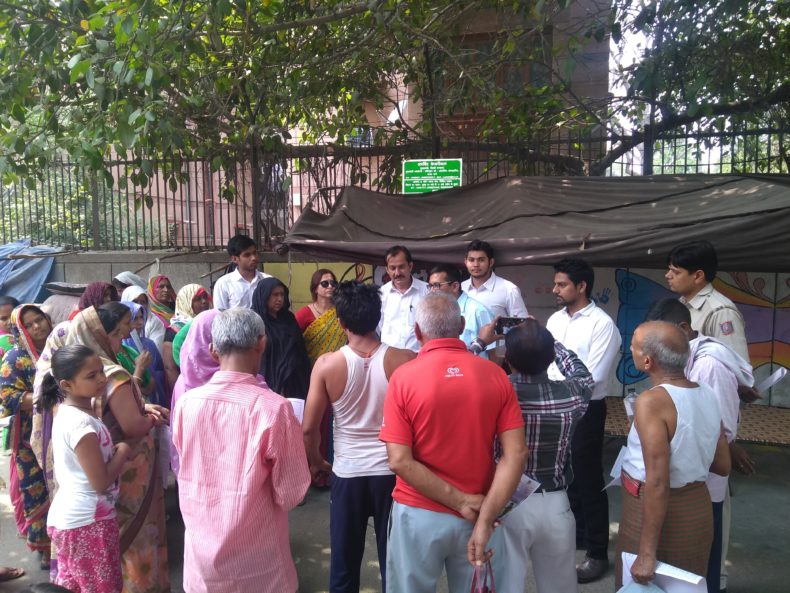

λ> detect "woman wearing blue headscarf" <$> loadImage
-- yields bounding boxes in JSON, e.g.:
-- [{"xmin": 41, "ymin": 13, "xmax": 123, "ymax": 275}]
[{"xmin": 121, "ymin": 300, "xmax": 167, "ymax": 407}]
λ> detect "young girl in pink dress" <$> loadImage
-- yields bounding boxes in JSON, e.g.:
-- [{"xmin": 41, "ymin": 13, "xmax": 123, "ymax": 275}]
[{"xmin": 41, "ymin": 345, "xmax": 134, "ymax": 593}]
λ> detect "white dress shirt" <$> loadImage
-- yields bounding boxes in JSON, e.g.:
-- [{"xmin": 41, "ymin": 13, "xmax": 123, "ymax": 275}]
[
  {"xmin": 379, "ymin": 277, "xmax": 429, "ymax": 352},
  {"xmin": 213, "ymin": 269, "xmax": 272, "ymax": 310},
  {"xmin": 461, "ymin": 272, "xmax": 528, "ymax": 319},
  {"xmin": 546, "ymin": 301, "xmax": 621, "ymax": 400},
  {"xmin": 686, "ymin": 335, "xmax": 753, "ymax": 502}
]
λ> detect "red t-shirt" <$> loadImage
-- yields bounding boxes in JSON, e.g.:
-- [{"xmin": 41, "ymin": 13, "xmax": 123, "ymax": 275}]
[{"xmin": 379, "ymin": 338, "xmax": 524, "ymax": 516}]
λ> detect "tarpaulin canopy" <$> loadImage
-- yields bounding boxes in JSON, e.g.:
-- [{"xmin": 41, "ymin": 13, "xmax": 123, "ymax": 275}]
[
  {"xmin": 284, "ymin": 174, "xmax": 790, "ymax": 271},
  {"xmin": 0, "ymin": 240, "xmax": 62, "ymax": 303}
]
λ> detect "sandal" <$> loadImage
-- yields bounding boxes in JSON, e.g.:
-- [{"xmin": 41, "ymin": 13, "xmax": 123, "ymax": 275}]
[{"xmin": 0, "ymin": 567, "xmax": 25, "ymax": 582}]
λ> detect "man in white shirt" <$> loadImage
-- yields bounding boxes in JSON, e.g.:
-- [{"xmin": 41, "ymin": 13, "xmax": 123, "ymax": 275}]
[
  {"xmin": 378, "ymin": 245, "xmax": 428, "ymax": 352},
  {"xmin": 213, "ymin": 235, "xmax": 272, "ymax": 310},
  {"xmin": 461, "ymin": 239, "xmax": 528, "ymax": 319},
  {"xmin": 545, "ymin": 258, "xmax": 621, "ymax": 584}
]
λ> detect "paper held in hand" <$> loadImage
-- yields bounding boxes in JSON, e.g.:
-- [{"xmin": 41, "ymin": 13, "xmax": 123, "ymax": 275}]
[
  {"xmin": 756, "ymin": 367, "xmax": 787, "ymax": 394},
  {"xmin": 620, "ymin": 552, "xmax": 705, "ymax": 593}
]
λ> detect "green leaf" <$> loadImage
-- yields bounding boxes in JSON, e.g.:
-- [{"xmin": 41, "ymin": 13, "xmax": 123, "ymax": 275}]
[
  {"xmin": 86, "ymin": 68, "xmax": 95, "ymax": 89},
  {"xmin": 90, "ymin": 16, "xmax": 107, "ymax": 30},
  {"xmin": 67, "ymin": 54, "xmax": 82, "ymax": 69},
  {"xmin": 145, "ymin": 67, "xmax": 153, "ymax": 87},
  {"xmin": 611, "ymin": 22, "xmax": 622, "ymax": 44},
  {"xmin": 121, "ymin": 15, "xmax": 134, "ymax": 37},
  {"xmin": 168, "ymin": 176, "xmax": 178, "ymax": 192},
  {"xmin": 70, "ymin": 60, "xmax": 90, "ymax": 83},
  {"xmin": 141, "ymin": 159, "xmax": 153, "ymax": 176},
  {"xmin": 11, "ymin": 104, "xmax": 25, "ymax": 123},
  {"xmin": 118, "ymin": 121, "xmax": 136, "ymax": 149}
]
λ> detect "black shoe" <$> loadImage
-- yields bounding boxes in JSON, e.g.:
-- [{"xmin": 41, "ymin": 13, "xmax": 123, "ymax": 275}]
[{"xmin": 576, "ymin": 556, "xmax": 609, "ymax": 583}]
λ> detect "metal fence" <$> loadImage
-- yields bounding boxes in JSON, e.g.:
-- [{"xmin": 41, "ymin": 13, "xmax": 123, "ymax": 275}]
[{"xmin": 1, "ymin": 122, "xmax": 787, "ymax": 250}]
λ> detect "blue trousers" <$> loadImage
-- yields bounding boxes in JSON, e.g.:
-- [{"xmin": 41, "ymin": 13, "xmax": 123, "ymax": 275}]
[{"xmin": 330, "ymin": 473, "xmax": 395, "ymax": 593}]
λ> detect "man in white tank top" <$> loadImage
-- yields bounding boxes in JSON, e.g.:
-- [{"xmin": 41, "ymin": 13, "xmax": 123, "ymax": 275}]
[
  {"xmin": 644, "ymin": 299, "xmax": 753, "ymax": 593},
  {"xmin": 303, "ymin": 282, "xmax": 415, "ymax": 593},
  {"xmin": 617, "ymin": 321, "xmax": 730, "ymax": 589}
]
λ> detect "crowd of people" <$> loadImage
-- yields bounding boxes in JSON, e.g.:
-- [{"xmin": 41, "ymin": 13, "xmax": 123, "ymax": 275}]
[{"xmin": 0, "ymin": 235, "xmax": 755, "ymax": 593}]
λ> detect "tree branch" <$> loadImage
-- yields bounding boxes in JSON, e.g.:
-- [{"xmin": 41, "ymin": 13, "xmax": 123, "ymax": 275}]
[
  {"xmin": 249, "ymin": 1, "xmax": 375, "ymax": 35},
  {"xmin": 590, "ymin": 82, "xmax": 790, "ymax": 175}
]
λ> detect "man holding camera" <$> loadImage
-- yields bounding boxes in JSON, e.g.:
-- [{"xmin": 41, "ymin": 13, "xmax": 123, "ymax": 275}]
[{"xmin": 545, "ymin": 258, "xmax": 621, "ymax": 583}]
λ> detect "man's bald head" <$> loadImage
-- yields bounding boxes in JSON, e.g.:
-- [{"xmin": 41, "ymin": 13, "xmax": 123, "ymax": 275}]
[{"xmin": 632, "ymin": 321, "xmax": 689, "ymax": 375}]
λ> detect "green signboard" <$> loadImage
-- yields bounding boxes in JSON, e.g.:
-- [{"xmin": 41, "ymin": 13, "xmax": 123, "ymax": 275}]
[{"xmin": 402, "ymin": 159, "xmax": 463, "ymax": 194}]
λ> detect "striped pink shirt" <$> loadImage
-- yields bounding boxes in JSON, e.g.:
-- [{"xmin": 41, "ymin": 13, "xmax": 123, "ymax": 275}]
[{"xmin": 172, "ymin": 370, "xmax": 310, "ymax": 593}]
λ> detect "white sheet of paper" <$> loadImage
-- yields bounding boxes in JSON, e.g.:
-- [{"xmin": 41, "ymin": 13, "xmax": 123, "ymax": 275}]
[
  {"xmin": 0, "ymin": 415, "xmax": 11, "ymax": 428},
  {"xmin": 756, "ymin": 367, "xmax": 787, "ymax": 393},
  {"xmin": 288, "ymin": 398, "xmax": 305, "ymax": 424},
  {"xmin": 621, "ymin": 552, "xmax": 706, "ymax": 593},
  {"xmin": 604, "ymin": 446, "xmax": 627, "ymax": 489},
  {"xmin": 499, "ymin": 474, "xmax": 541, "ymax": 519}
]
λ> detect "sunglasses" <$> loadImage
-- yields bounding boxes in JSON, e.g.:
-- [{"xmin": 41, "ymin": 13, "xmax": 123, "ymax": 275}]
[{"xmin": 319, "ymin": 280, "xmax": 338, "ymax": 288}]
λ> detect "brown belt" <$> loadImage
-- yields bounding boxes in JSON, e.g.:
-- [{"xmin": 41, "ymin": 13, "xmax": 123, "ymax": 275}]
[{"xmin": 622, "ymin": 471, "xmax": 706, "ymax": 498}]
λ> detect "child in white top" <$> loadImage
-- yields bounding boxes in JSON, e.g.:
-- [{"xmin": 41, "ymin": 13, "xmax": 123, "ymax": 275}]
[{"xmin": 42, "ymin": 345, "xmax": 134, "ymax": 593}]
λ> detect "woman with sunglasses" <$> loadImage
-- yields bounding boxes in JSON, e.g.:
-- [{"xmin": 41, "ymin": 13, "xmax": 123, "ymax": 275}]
[
  {"xmin": 295, "ymin": 269, "xmax": 346, "ymax": 363},
  {"xmin": 294, "ymin": 269, "xmax": 347, "ymax": 485}
]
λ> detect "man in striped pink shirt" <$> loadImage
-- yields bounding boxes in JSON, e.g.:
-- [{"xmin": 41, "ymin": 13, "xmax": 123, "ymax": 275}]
[{"xmin": 172, "ymin": 308, "xmax": 311, "ymax": 593}]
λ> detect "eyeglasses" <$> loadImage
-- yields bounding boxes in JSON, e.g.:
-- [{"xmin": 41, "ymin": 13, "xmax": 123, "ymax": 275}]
[
  {"xmin": 319, "ymin": 280, "xmax": 338, "ymax": 288},
  {"xmin": 428, "ymin": 281, "xmax": 453, "ymax": 290}
]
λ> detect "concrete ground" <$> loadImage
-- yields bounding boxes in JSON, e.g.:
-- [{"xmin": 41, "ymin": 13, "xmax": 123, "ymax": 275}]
[{"xmin": 2, "ymin": 438, "xmax": 788, "ymax": 593}]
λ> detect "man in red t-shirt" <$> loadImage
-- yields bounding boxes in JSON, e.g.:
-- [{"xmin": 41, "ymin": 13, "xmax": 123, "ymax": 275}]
[{"xmin": 379, "ymin": 293, "xmax": 527, "ymax": 593}]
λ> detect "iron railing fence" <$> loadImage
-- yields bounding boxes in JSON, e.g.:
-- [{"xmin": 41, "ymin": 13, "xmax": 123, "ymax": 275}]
[{"xmin": 1, "ymin": 122, "xmax": 787, "ymax": 250}]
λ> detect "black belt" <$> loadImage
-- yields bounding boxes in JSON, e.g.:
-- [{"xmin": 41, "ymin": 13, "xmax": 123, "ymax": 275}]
[{"xmin": 535, "ymin": 484, "xmax": 567, "ymax": 494}]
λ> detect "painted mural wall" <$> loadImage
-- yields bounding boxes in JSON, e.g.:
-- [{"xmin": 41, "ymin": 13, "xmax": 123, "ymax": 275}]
[{"xmin": 497, "ymin": 265, "xmax": 790, "ymax": 409}]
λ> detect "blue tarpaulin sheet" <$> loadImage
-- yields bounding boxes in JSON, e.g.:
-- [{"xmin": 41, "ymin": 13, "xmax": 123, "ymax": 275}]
[{"xmin": 0, "ymin": 240, "xmax": 61, "ymax": 303}]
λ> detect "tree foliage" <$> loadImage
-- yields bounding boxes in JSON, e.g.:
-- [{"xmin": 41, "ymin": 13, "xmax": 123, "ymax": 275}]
[
  {"xmin": 600, "ymin": 0, "xmax": 790, "ymax": 173},
  {"xmin": 0, "ymin": 0, "xmax": 786, "ymax": 184},
  {"xmin": 0, "ymin": 0, "xmax": 580, "ymax": 184}
]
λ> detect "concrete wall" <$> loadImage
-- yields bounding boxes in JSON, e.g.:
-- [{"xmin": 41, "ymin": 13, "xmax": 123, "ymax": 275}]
[{"xmin": 46, "ymin": 250, "xmax": 373, "ymax": 315}]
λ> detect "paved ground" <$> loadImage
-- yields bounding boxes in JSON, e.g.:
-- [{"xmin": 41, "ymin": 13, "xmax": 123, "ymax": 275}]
[{"xmin": 2, "ymin": 438, "xmax": 788, "ymax": 592}]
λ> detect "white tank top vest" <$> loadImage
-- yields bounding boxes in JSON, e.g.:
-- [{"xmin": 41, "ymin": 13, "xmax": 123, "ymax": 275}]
[
  {"xmin": 623, "ymin": 383, "xmax": 721, "ymax": 488},
  {"xmin": 331, "ymin": 344, "xmax": 393, "ymax": 478}
]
